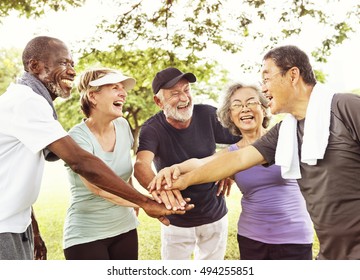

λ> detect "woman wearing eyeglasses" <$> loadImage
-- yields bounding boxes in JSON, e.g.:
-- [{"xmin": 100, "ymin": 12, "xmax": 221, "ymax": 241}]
[
  {"xmin": 150, "ymin": 82, "xmax": 313, "ymax": 260},
  {"xmin": 217, "ymin": 83, "xmax": 313, "ymax": 260}
]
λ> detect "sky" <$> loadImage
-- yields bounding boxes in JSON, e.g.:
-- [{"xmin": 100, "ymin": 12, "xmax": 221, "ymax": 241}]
[{"xmin": 0, "ymin": 0, "xmax": 359, "ymax": 92}]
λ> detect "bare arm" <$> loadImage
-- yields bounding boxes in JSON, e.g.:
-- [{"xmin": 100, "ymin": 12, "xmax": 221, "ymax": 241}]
[
  {"xmin": 48, "ymin": 136, "xmax": 148, "ymax": 206},
  {"xmin": 134, "ymin": 150, "xmax": 157, "ymax": 190},
  {"xmin": 47, "ymin": 136, "xmax": 193, "ymax": 225},
  {"xmin": 149, "ymin": 148, "xmax": 229, "ymax": 191},
  {"xmin": 31, "ymin": 208, "xmax": 47, "ymax": 260},
  {"xmin": 134, "ymin": 150, "xmax": 188, "ymax": 210},
  {"xmin": 80, "ymin": 176, "xmax": 138, "ymax": 208},
  {"xmin": 169, "ymin": 145, "xmax": 266, "ymax": 190}
]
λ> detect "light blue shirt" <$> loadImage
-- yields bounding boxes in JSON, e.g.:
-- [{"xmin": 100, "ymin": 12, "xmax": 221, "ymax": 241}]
[{"xmin": 63, "ymin": 117, "xmax": 139, "ymax": 249}]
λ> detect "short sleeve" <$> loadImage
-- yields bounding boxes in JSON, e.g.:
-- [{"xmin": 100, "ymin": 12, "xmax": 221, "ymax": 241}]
[
  {"xmin": 9, "ymin": 94, "xmax": 67, "ymax": 153},
  {"xmin": 68, "ymin": 125, "xmax": 94, "ymax": 154},
  {"xmin": 252, "ymin": 122, "xmax": 280, "ymax": 165},
  {"xmin": 332, "ymin": 93, "xmax": 360, "ymax": 143},
  {"xmin": 137, "ymin": 122, "xmax": 159, "ymax": 154}
]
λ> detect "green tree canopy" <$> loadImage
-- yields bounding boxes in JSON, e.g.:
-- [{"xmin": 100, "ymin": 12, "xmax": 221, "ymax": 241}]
[
  {"xmin": 2, "ymin": 0, "xmax": 359, "ymax": 148},
  {"xmin": 0, "ymin": 48, "xmax": 22, "ymax": 94},
  {"xmin": 90, "ymin": 0, "xmax": 359, "ymax": 67},
  {"xmin": 0, "ymin": 0, "xmax": 84, "ymax": 20}
]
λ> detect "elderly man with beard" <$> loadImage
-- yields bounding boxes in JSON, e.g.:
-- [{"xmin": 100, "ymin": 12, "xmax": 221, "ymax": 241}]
[
  {"xmin": 134, "ymin": 67, "xmax": 239, "ymax": 260},
  {"xmin": 0, "ymin": 37, "xmax": 192, "ymax": 260}
]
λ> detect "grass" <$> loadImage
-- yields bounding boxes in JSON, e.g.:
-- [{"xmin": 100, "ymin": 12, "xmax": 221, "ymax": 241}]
[{"xmin": 33, "ymin": 160, "xmax": 318, "ymax": 260}]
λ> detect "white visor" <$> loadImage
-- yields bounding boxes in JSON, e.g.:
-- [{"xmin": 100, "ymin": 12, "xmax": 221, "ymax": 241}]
[{"xmin": 89, "ymin": 72, "xmax": 136, "ymax": 90}]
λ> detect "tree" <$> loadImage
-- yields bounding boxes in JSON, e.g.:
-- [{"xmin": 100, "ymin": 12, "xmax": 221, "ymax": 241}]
[
  {"xmin": 0, "ymin": 48, "xmax": 22, "ymax": 94},
  {"xmin": 0, "ymin": 0, "xmax": 84, "ymax": 20},
  {"xmin": 4, "ymin": 0, "xmax": 360, "ymax": 148},
  {"xmin": 92, "ymin": 0, "xmax": 359, "ymax": 67}
]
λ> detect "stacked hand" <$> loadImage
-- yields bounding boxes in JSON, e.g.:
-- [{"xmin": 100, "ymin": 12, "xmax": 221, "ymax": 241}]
[
  {"xmin": 142, "ymin": 198, "xmax": 194, "ymax": 226},
  {"xmin": 147, "ymin": 165, "xmax": 233, "ymax": 215},
  {"xmin": 148, "ymin": 165, "xmax": 186, "ymax": 191}
]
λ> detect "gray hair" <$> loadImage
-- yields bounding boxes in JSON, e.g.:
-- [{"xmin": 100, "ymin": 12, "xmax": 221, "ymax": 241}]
[{"xmin": 217, "ymin": 82, "xmax": 271, "ymax": 136}]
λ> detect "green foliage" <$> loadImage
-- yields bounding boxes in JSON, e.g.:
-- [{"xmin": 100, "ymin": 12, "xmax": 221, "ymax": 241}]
[
  {"xmin": 314, "ymin": 70, "xmax": 327, "ymax": 84},
  {"xmin": 0, "ymin": 0, "xmax": 84, "ymax": 19},
  {"xmin": 54, "ymin": 92, "xmax": 83, "ymax": 131},
  {"xmin": 3, "ymin": 0, "xmax": 360, "ymax": 141},
  {"xmin": 94, "ymin": 0, "xmax": 359, "ymax": 67},
  {"xmin": 312, "ymin": 21, "xmax": 355, "ymax": 63},
  {"xmin": 0, "ymin": 48, "xmax": 22, "ymax": 94}
]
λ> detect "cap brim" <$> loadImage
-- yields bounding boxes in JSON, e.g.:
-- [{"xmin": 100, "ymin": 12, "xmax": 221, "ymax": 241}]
[
  {"xmin": 89, "ymin": 73, "xmax": 136, "ymax": 90},
  {"xmin": 162, "ymin": 73, "xmax": 196, "ymax": 89}
]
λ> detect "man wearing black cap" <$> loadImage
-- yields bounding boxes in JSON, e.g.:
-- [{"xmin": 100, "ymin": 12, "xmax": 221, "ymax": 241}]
[{"xmin": 134, "ymin": 67, "xmax": 239, "ymax": 260}]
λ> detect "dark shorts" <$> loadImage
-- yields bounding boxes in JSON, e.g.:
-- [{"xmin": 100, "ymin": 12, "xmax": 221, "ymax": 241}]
[
  {"xmin": 64, "ymin": 229, "xmax": 138, "ymax": 260},
  {"xmin": 237, "ymin": 234, "xmax": 313, "ymax": 260}
]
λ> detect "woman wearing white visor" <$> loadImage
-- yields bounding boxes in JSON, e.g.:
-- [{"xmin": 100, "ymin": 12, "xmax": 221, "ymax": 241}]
[{"xmin": 63, "ymin": 68, "xmax": 140, "ymax": 259}]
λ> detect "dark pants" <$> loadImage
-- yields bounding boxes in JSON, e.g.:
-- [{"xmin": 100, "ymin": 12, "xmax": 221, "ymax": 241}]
[
  {"xmin": 237, "ymin": 234, "xmax": 313, "ymax": 260},
  {"xmin": 64, "ymin": 229, "xmax": 138, "ymax": 260}
]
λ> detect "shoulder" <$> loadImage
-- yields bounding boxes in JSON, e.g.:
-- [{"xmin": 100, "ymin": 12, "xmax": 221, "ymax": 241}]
[
  {"xmin": 1, "ymin": 84, "xmax": 54, "ymax": 121},
  {"xmin": 68, "ymin": 121, "xmax": 88, "ymax": 139},
  {"xmin": 2, "ymin": 83, "xmax": 49, "ymax": 108},
  {"xmin": 141, "ymin": 111, "xmax": 164, "ymax": 128},
  {"xmin": 114, "ymin": 117, "xmax": 130, "ymax": 128},
  {"xmin": 331, "ymin": 93, "xmax": 360, "ymax": 116},
  {"xmin": 194, "ymin": 104, "xmax": 217, "ymax": 113},
  {"xmin": 192, "ymin": 104, "xmax": 218, "ymax": 120},
  {"xmin": 332, "ymin": 92, "xmax": 360, "ymax": 105}
]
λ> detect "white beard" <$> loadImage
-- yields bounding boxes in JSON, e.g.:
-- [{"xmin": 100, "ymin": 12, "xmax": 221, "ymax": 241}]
[{"xmin": 163, "ymin": 102, "xmax": 193, "ymax": 122}]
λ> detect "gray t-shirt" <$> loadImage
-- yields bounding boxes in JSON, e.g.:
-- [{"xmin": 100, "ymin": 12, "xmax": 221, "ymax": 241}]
[{"xmin": 253, "ymin": 93, "xmax": 360, "ymax": 260}]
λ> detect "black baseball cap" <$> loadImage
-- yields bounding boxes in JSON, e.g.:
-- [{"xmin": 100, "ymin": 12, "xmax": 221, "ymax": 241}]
[{"xmin": 152, "ymin": 67, "xmax": 196, "ymax": 94}]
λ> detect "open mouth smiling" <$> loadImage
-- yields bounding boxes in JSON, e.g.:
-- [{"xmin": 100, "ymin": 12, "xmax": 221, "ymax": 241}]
[
  {"xmin": 177, "ymin": 102, "xmax": 189, "ymax": 109},
  {"xmin": 113, "ymin": 101, "xmax": 124, "ymax": 107},
  {"xmin": 61, "ymin": 79, "xmax": 73, "ymax": 88},
  {"xmin": 240, "ymin": 115, "xmax": 254, "ymax": 121}
]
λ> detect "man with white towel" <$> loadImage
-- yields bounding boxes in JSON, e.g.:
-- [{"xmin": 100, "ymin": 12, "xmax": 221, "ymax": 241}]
[{"xmin": 153, "ymin": 45, "xmax": 360, "ymax": 260}]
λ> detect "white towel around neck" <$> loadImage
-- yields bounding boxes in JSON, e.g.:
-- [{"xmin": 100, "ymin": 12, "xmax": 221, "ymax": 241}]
[{"xmin": 275, "ymin": 84, "xmax": 335, "ymax": 179}]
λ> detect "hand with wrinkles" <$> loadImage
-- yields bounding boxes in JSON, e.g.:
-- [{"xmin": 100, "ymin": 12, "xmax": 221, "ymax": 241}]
[{"xmin": 147, "ymin": 166, "xmax": 192, "ymax": 210}]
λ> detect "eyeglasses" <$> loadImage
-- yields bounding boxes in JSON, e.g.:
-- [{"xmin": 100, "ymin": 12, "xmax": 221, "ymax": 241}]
[
  {"xmin": 230, "ymin": 100, "xmax": 261, "ymax": 112},
  {"xmin": 260, "ymin": 71, "xmax": 282, "ymax": 87}
]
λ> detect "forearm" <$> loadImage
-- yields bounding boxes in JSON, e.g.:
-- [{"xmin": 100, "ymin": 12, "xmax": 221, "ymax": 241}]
[
  {"xmin": 173, "ymin": 158, "xmax": 205, "ymax": 174},
  {"xmin": 31, "ymin": 207, "xmax": 40, "ymax": 236},
  {"xmin": 182, "ymin": 146, "xmax": 265, "ymax": 186},
  {"xmin": 48, "ymin": 137, "xmax": 150, "ymax": 208},
  {"xmin": 81, "ymin": 176, "xmax": 138, "ymax": 207},
  {"xmin": 95, "ymin": 189, "xmax": 138, "ymax": 207},
  {"xmin": 134, "ymin": 161, "xmax": 156, "ymax": 189},
  {"xmin": 75, "ymin": 154, "xmax": 149, "ymax": 206},
  {"xmin": 174, "ymin": 151, "xmax": 227, "ymax": 174}
]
